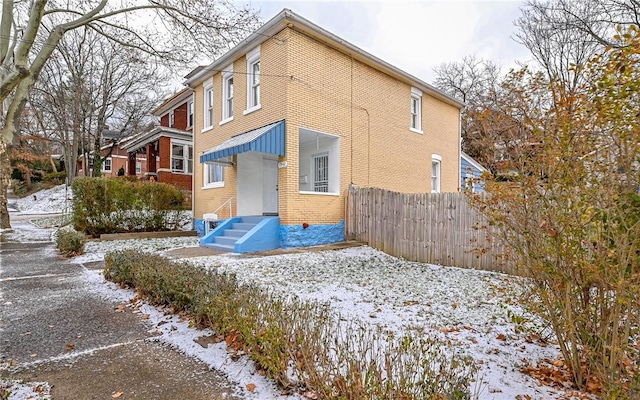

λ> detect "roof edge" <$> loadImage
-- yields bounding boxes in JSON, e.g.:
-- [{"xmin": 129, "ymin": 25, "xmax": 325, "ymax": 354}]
[{"xmin": 184, "ymin": 9, "xmax": 464, "ymax": 109}]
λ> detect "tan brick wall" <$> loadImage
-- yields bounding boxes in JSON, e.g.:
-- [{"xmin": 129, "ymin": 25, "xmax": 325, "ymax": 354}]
[
  {"xmin": 279, "ymin": 29, "xmax": 460, "ymax": 225},
  {"xmin": 192, "ymin": 30, "xmax": 289, "ymax": 219},
  {"xmin": 192, "ymin": 27, "xmax": 460, "ymax": 225}
]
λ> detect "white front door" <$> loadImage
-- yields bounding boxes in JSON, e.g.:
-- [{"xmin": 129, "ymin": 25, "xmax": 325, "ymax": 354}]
[{"xmin": 262, "ymin": 158, "xmax": 278, "ymax": 215}]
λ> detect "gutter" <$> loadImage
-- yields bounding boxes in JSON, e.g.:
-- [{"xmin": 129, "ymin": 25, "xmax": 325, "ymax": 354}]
[{"xmin": 184, "ymin": 9, "xmax": 465, "ymax": 109}]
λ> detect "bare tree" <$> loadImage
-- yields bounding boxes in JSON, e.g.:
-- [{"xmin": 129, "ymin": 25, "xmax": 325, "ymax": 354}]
[
  {"xmin": 514, "ymin": 0, "xmax": 638, "ymax": 92},
  {"xmin": 0, "ymin": 0, "xmax": 261, "ymax": 228},
  {"xmin": 433, "ymin": 56, "xmax": 503, "ymax": 170}
]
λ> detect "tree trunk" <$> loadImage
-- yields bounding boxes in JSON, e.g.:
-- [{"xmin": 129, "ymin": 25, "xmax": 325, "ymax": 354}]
[{"xmin": 0, "ymin": 137, "xmax": 11, "ymax": 229}]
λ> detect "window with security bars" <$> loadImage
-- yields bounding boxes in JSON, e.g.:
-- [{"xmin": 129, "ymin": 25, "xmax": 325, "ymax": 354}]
[{"xmin": 313, "ymin": 153, "xmax": 329, "ymax": 192}]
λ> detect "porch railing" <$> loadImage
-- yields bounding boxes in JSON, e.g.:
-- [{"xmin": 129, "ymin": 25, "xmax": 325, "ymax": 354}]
[{"xmin": 211, "ymin": 197, "xmax": 233, "ymax": 220}]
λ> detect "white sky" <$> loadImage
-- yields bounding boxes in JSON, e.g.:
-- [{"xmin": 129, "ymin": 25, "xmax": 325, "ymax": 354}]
[{"xmin": 241, "ymin": 0, "xmax": 532, "ymax": 82}]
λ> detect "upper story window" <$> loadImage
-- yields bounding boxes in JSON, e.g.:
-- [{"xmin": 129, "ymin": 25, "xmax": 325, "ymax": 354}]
[
  {"xmin": 203, "ymin": 80, "xmax": 214, "ymax": 131},
  {"xmin": 171, "ymin": 140, "xmax": 193, "ymax": 174},
  {"xmin": 431, "ymin": 154, "xmax": 441, "ymax": 193},
  {"xmin": 169, "ymin": 111, "xmax": 175, "ymax": 128},
  {"xmin": 245, "ymin": 46, "xmax": 261, "ymax": 115},
  {"xmin": 410, "ymin": 87, "xmax": 423, "ymax": 134},
  {"xmin": 221, "ymin": 65, "xmax": 234, "ymax": 124},
  {"xmin": 187, "ymin": 100, "xmax": 194, "ymax": 128}
]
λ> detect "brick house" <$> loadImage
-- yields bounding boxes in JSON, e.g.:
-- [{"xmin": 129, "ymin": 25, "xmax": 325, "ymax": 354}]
[
  {"xmin": 121, "ymin": 88, "xmax": 194, "ymax": 190},
  {"xmin": 187, "ymin": 9, "xmax": 463, "ymax": 252},
  {"xmin": 76, "ymin": 136, "xmax": 147, "ymax": 178}
]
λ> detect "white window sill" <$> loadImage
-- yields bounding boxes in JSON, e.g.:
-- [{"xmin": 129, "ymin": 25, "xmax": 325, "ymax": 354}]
[
  {"xmin": 243, "ymin": 105, "xmax": 262, "ymax": 115},
  {"xmin": 202, "ymin": 182, "xmax": 225, "ymax": 189},
  {"xmin": 219, "ymin": 117, "xmax": 234, "ymax": 126},
  {"xmin": 410, "ymin": 127, "xmax": 424, "ymax": 134},
  {"xmin": 170, "ymin": 171, "xmax": 194, "ymax": 175},
  {"xmin": 201, "ymin": 126, "xmax": 214, "ymax": 133},
  {"xmin": 299, "ymin": 191, "xmax": 340, "ymax": 197}
]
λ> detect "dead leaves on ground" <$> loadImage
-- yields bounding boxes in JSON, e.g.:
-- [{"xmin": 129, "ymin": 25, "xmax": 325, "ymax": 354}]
[{"xmin": 521, "ymin": 358, "xmax": 603, "ymax": 396}]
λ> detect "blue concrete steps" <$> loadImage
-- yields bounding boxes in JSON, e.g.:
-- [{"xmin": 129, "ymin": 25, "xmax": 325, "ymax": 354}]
[
  {"xmin": 213, "ymin": 236, "xmax": 239, "ymax": 247},
  {"xmin": 223, "ymin": 229, "xmax": 249, "ymax": 238},
  {"xmin": 205, "ymin": 243, "xmax": 234, "ymax": 252},
  {"xmin": 232, "ymin": 222, "xmax": 256, "ymax": 231},
  {"xmin": 200, "ymin": 215, "xmax": 280, "ymax": 253}
]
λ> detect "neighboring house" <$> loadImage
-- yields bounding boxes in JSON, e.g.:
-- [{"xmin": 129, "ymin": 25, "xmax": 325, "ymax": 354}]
[
  {"xmin": 460, "ymin": 151, "xmax": 487, "ymax": 192},
  {"xmin": 76, "ymin": 139, "xmax": 148, "ymax": 178},
  {"xmin": 121, "ymin": 88, "xmax": 194, "ymax": 190},
  {"xmin": 186, "ymin": 9, "xmax": 463, "ymax": 252}
]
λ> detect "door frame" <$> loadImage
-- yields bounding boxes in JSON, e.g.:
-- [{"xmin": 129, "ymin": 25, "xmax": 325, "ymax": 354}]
[{"xmin": 262, "ymin": 158, "xmax": 278, "ymax": 215}]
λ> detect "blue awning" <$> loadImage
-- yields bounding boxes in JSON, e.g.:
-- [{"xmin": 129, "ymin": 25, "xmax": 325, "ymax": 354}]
[{"xmin": 200, "ymin": 120, "xmax": 285, "ymax": 163}]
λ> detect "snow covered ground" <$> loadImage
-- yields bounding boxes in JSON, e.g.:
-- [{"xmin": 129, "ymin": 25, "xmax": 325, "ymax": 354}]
[
  {"xmin": 2, "ymin": 185, "xmax": 585, "ymax": 399},
  {"xmin": 11, "ymin": 184, "xmax": 73, "ymax": 214}
]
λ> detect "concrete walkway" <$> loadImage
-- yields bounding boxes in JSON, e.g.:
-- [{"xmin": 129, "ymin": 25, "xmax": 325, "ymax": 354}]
[{"xmin": 0, "ymin": 211, "xmax": 242, "ymax": 399}]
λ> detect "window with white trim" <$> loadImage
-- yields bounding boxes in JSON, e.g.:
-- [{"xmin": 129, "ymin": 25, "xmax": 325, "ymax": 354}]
[
  {"xmin": 312, "ymin": 153, "xmax": 329, "ymax": 193},
  {"xmin": 203, "ymin": 81, "xmax": 213, "ymax": 130},
  {"xmin": 102, "ymin": 157, "xmax": 112, "ymax": 172},
  {"xmin": 136, "ymin": 162, "xmax": 142, "ymax": 174},
  {"xmin": 245, "ymin": 46, "xmax": 261, "ymax": 113},
  {"xmin": 171, "ymin": 141, "xmax": 193, "ymax": 174},
  {"xmin": 431, "ymin": 154, "xmax": 441, "ymax": 193},
  {"xmin": 410, "ymin": 87, "xmax": 423, "ymax": 133},
  {"xmin": 169, "ymin": 111, "xmax": 175, "ymax": 127},
  {"xmin": 187, "ymin": 100, "xmax": 194, "ymax": 128},
  {"xmin": 203, "ymin": 163, "xmax": 225, "ymax": 188},
  {"xmin": 221, "ymin": 65, "xmax": 233, "ymax": 123}
]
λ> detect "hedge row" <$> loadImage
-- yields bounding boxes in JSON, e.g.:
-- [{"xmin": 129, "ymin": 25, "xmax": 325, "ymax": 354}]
[
  {"xmin": 104, "ymin": 249, "xmax": 478, "ymax": 400},
  {"xmin": 71, "ymin": 177, "xmax": 184, "ymax": 237}
]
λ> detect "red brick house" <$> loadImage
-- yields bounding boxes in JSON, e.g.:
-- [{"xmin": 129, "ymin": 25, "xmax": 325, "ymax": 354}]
[
  {"xmin": 121, "ymin": 88, "xmax": 194, "ymax": 190},
  {"xmin": 76, "ymin": 138, "xmax": 148, "ymax": 178}
]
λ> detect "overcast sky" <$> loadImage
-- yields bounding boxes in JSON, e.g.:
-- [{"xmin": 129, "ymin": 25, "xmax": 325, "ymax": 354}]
[{"xmin": 240, "ymin": 0, "xmax": 532, "ymax": 83}]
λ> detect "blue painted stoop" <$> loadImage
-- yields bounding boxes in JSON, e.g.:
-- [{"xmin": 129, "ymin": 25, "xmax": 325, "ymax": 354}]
[{"xmin": 200, "ymin": 216, "xmax": 280, "ymax": 253}]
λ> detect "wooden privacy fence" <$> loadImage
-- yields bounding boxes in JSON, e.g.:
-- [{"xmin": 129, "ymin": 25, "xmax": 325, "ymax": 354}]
[{"xmin": 345, "ymin": 188, "xmax": 514, "ymax": 274}]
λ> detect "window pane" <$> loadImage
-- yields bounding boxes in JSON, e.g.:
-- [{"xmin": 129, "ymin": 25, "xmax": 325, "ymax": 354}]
[
  {"xmin": 172, "ymin": 158, "xmax": 184, "ymax": 172},
  {"xmin": 205, "ymin": 87, "xmax": 213, "ymax": 126},
  {"xmin": 252, "ymin": 62, "xmax": 260, "ymax": 84},
  {"xmin": 206, "ymin": 164, "xmax": 224, "ymax": 184},
  {"xmin": 172, "ymin": 144, "xmax": 184, "ymax": 157},
  {"xmin": 432, "ymin": 161, "xmax": 440, "ymax": 192},
  {"xmin": 411, "ymin": 97, "xmax": 419, "ymax": 129}
]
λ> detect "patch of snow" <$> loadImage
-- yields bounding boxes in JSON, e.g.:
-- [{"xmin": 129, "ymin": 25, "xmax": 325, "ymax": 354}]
[
  {"xmin": 71, "ymin": 237, "xmax": 200, "ymax": 264},
  {"xmin": 0, "ymin": 379, "xmax": 51, "ymax": 399},
  {"xmin": 82, "ymin": 269, "xmax": 298, "ymax": 399},
  {"xmin": 13, "ymin": 184, "xmax": 72, "ymax": 214},
  {"xmin": 188, "ymin": 248, "xmax": 565, "ymax": 400}
]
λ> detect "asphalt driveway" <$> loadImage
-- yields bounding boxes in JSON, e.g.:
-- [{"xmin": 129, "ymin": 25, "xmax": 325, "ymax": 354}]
[{"xmin": 0, "ymin": 215, "xmax": 241, "ymax": 399}]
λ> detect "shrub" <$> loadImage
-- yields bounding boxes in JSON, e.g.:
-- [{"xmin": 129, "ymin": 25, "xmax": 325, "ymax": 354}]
[
  {"xmin": 42, "ymin": 171, "xmax": 67, "ymax": 185},
  {"xmin": 55, "ymin": 229, "xmax": 86, "ymax": 257},
  {"xmin": 71, "ymin": 177, "xmax": 184, "ymax": 237},
  {"xmin": 473, "ymin": 33, "xmax": 640, "ymax": 396},
  {"xmin": 104, "ymin": 250, "xmax": 478, "ymax": 399}
]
